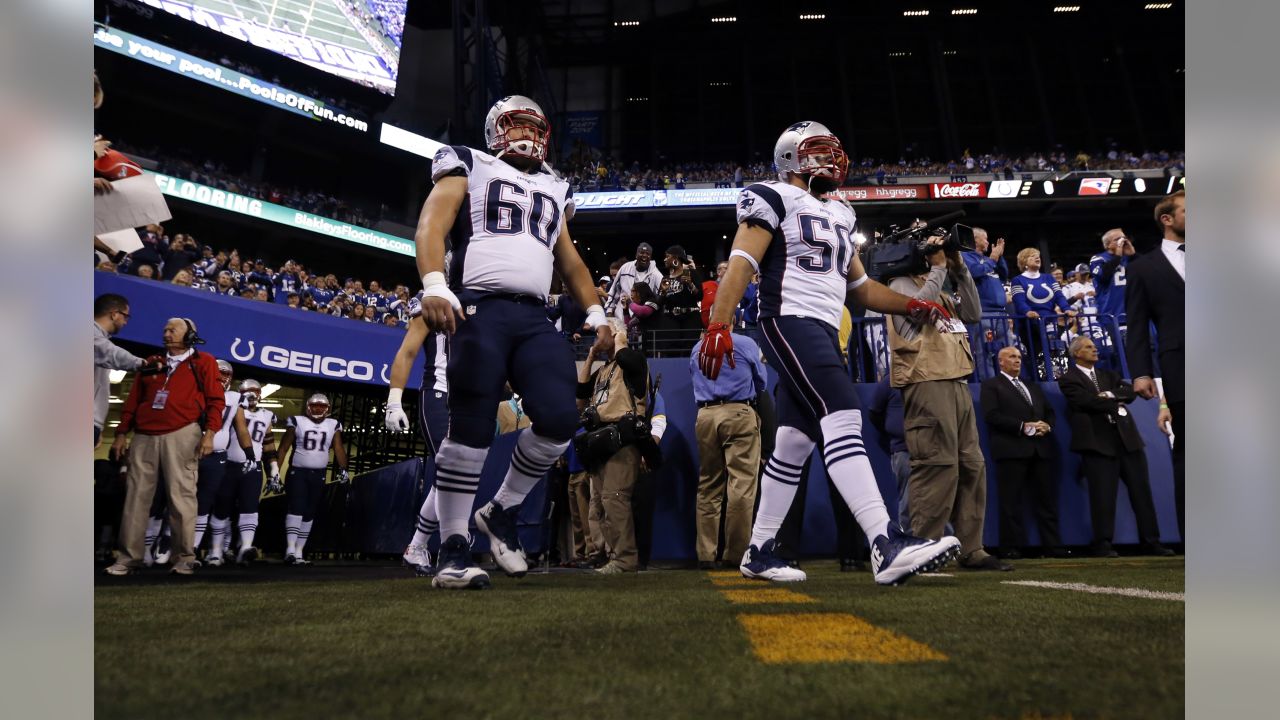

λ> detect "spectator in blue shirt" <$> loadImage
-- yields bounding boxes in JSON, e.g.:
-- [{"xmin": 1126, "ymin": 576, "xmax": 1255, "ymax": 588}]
[
  {"xmin": 1089, "ymin": 228, "xmax": 1135, "ymax": 324},
  {"xmin": 689, "ymin": 332, "xmax": 767, "ymax": 569},
  {"xmin": 961, "ymin": 228, "xmax": 1011, "ymax": 379},
  {"xmin": 1012, "ymin": 247, "xmax": 1077, "ymax": 379}
]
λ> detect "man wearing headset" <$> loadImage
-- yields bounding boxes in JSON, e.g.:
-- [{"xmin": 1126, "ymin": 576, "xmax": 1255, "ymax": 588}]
[{"xmin": 106, "ymin": 318, "xmax": 226, "ymax": 576}]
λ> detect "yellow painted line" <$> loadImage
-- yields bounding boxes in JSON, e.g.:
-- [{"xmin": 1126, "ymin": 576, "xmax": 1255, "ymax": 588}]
[
  {"xmin": 738, "ymin": 612, "xmax": 948, "ymax": 664},
  {"xmin": 720, "ymin": 588, "xmax": 818, "ymax": 605},
  {"xmin": 705, "ymin": 570, "xmax": 743, "ymax": 578},
  {"xmin": 708, "ymin": 575, "xmax": 758, "ymax": 587}
]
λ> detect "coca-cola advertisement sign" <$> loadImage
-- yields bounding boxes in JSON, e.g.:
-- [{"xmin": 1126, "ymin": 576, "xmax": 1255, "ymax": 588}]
[
  {"xmin": 827, "ymin": 185, "xmax": 929, "ymax": 202},
  {"xmin": 930, "ymin": 182, "xmax": 988, "ymax": 199}
]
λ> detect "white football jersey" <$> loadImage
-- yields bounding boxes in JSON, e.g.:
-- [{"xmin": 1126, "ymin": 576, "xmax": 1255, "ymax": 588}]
[
  {"xmin": 287, "ymin": 416, "xmax": 342, "ymax": 469},
  {"xmin": 431, "ymin": 145, "xmax": 574, "ymax": 299},
  {"xmin": 737, "ymin": 181, "xmax": 858, "ymax": 330},
  {"xmin": 227, "ymin": 408, "xmax": 276, "ymax": 462},
  {"xmin": 423, "ymin": 330, "xmax": 448, "ymax": 393},
  {"xmin": 211, "ymin": 390, "xmax": 241, "ymax": 452}
]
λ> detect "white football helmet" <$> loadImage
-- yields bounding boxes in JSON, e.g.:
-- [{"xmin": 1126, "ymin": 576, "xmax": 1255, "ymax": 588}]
[
  {"xmin": 773, "ymin": 121, "xmax": 849, "ymax": 185},
  {"xmin": 216, "ymin": 359, "xmax": 234, "ymax": 390},
  {"xmin": 306, "ymin": 393, "xmax": 331, "ymax": 421},
  {"xmin": 238, "ymin": 379, "xmax": 261, "ymax": 409},
  {"xmin": 484, "ymin": 95, "xmax": 551, "ymax": 163}
]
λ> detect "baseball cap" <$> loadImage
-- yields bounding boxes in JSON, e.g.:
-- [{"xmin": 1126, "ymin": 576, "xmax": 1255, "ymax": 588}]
[
  {"xmin": 636, "ymin": 242, "xmax": 653, "ymax": 254},
  {"xmin": 1073, "ymin": 263, "xmax": 1090, "ymax": 275}
]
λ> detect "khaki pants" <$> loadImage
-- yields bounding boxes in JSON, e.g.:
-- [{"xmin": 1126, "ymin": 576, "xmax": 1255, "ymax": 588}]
[
  {"xmin": 119, "ymin": 423, "xmax": 203, "ymax": 569},
  {"xmin": 596, "ymin": 446, "xmax": 640, "ymax": 570},
  {"xmin": 566, "ymin": 470, "xmax": 593, "ymax": 559},
  {"xmin": 902, "ymin": 381, "xmax": 988, "ymax": 558},
  {"xmin": 695, "ymin": 403, "xmax": 761, "ymax": 562}
]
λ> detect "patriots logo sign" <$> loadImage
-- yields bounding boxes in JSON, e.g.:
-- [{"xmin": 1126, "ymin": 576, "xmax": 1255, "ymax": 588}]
[
  {"xmin": 787, "ymin": 121, "xmax": 812, "ymax": 133},
  {"xmin": 433, "ymin": 148, "xmax": 449, "ymax": 163},
  {"xmin": 739, "ymin": 196, "xmax": 755, "ymax": 211}
]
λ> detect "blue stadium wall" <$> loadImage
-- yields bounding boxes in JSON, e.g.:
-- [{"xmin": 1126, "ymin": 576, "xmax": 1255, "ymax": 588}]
[{"xmin": 98, "ymin": 273, "xmax": 1181, "ymax": 558}]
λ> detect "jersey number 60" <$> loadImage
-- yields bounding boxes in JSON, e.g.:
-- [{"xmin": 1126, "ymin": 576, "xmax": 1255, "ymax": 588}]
[{"xmin": 485, "ymin": 179, "xmax": 561, "ymax": 248}]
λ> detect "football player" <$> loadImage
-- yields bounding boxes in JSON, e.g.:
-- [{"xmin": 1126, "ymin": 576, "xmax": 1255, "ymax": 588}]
[
  {"xmin": 193, "ymin": 360, "xmax": 252, "ymax": 557},
  {"xmin": 414, "ymin": 95, "xmax": 611, "ymax": 590},
  {"xmin": 700, "ymin": 121, "xmax": 962, "ymax": 586},
  {"xmin": 278, "ymin": 394, "xmax": 349, "ymax": 565},
  {"xmin": 210, "ymin": 379, "xmax": 279, "ymax": 566},
  {"xmin": 385, "ymin": 293, "xmax": 448, "ymax": 575}
]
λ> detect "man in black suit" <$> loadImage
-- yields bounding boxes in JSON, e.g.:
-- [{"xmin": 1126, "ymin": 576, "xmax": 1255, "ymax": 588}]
[
  {"xmin": 1125, "ymin": 189, "xmax": 1185, "ymax": 540},
  {"xmin": 1060, "ymin": 336, "xmax": 1174, "ymax": 557},
  {"xmin": 980, "ymin": 347, "xmax": 1067, "ymax": 560}
]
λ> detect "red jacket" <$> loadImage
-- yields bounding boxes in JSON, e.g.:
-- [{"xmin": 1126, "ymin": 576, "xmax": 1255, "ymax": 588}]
[{"xmin": 119, "ymin": 351, "xmax": 225, "ymax": 436}]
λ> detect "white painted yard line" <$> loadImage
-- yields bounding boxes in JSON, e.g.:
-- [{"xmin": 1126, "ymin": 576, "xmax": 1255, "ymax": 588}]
[
  {"xmin": 1002, "ymin": 580, "xmax": 1184, "ymax": 602},
  {"xmin": 916, "ymin": 573, "xmax": 954, "ymax": 578}
]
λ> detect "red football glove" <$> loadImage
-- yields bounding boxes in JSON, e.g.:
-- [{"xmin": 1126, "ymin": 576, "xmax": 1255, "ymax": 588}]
[
  {"xmin": 698, "ymin": 322, "xmax": 736, "ymax": 380},
  {"xmin": 906, "ymin": 298, "xmax": 951, "ymax": 325}
]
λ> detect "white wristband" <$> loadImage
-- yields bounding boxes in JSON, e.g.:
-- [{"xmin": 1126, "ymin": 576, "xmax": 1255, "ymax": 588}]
[
  {"xmin": 269, "ymin": 461, "xmax": 279, "ymax": 477},
  {"xmin": 729, "ymin": 249, "xmax": 760, "ymax": 274},
  {"xmin": 388, "ymin": 387, "xmax": 403, "ymax": 405},
  {"xmin": 585, "ymin": 304, "xmax": 607, "ymax": 329},
  {"xmin": 846, "ymin": 273, "xmax": 869, "ymax": 291},
  {"xmin": 422, "ymin": 271, "xmax": 446, "ymax": 289}
]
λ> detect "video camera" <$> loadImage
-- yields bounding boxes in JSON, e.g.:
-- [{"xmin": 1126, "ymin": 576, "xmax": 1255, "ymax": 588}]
[{"xmin": 862, "ymin": 210, "xmax": 977, "ymax": 282}]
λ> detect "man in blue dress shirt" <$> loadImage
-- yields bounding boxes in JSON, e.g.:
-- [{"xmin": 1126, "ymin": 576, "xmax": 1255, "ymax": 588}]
[{"xmin": 689, "ymin": 332, "xmax": 768, "ymax": 569}]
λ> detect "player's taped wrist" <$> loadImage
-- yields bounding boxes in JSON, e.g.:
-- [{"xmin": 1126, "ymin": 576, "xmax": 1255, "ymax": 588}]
[
  {"xmin": 584, "ymin": 304, "xmax": 607, "ymax": 329},
  {"xmin": 388, "ymin": 387, "xmax": 404, "ymax": 406},
  {"xmin": 422, "ymin": 271, "xmax": 461, "ymax": 310},
  {"xmin": 269, "ymin": 461, "xmax": 279, "ymax": 477}
]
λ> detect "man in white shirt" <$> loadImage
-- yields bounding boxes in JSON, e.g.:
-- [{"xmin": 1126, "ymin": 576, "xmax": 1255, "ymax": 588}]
[
  {"xmin": 93, "ymin": 293, "xmax": 160, "ymax": 447},
  {"xmin": 604, "ymin": 243, "xmax": 663, "ymax": 320}
]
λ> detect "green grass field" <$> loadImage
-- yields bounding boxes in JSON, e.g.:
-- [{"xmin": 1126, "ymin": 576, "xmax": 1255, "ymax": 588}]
[{"xmin": 96, "ymin": 558, "xmax": 1183, "ymax": 720}]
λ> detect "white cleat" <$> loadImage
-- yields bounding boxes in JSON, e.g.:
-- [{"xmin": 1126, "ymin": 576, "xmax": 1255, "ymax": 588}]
[
  {"xmin": 872, "ymin": 527, "xmax": 962, "ymax": 586},
  {"xmin": 474, "ymin": 501, "xmax": 528, "ymax": 578},
  {"xmin": 739, "ymin": 539, "xmax": 807, "ymax": 583}
]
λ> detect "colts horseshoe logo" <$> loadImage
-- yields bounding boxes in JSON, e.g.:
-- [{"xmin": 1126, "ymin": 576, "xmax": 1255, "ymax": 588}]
[
  {"xmin": 229, "ymin": 338, "xmax": 256, "ymax": 361},
  {"xmin": 380, "ymin": 363, "xmax": 391, "ymax": 384}
]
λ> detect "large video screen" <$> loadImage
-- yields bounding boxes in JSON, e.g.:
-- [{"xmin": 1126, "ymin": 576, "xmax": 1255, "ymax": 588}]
[{"xmin": 142, "ymin": 0, "xmax": 406, "ymax": 95}]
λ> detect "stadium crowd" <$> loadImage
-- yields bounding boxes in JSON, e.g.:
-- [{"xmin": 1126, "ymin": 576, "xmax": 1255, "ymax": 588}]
[{"xmin": 560, "ymin": 146, "xmax": 1186, "ymax": 193}]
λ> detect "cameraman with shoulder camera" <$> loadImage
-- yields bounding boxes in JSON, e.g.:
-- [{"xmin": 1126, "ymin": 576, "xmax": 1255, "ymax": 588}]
[
  {"xmin": 887, "ymin": 234, "xmax": 1009, "ymax": 571},
  {"xmin": 575, "ymin": 322, "xmax": 659, "ymax": 574}
]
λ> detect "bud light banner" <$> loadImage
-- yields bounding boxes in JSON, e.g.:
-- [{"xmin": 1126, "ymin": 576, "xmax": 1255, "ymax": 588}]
[{"xmin": 96, "ymin": 273, "xmax": 424, "ymax": 389}]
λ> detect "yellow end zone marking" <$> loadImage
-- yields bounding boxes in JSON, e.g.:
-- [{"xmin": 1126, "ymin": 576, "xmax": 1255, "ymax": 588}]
[
  {"xmin": 705, "ymin": 570, "xmax": 744, "ymax": 578},
  {"xmin": 708, "ymin": 575, "xmax": 758, "ymax": 587},
  {"xmin": 720, "ymin": 588, "xmax": 818, "ymax": 604},
  {"xmin": 738, "ymin": 612, "xmax": 948, "ymax": 664}
]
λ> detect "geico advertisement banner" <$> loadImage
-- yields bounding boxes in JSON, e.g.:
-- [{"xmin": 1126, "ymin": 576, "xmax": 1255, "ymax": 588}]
[
  {"xmin": 96, "ymin": 273, "xmax": 424, "ymax": 389},
  {"xmin": 149, "ymin": 172, "xmax": 415, "ymax": 256},
  {"xmin": 94, "ymin": 26, "xmax": 370, "ymax": 132}
]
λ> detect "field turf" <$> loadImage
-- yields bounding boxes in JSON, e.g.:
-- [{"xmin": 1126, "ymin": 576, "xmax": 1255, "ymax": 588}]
[{"xmin": 95, "ymin": 557, "xmax": 1184, "ymax": 719}]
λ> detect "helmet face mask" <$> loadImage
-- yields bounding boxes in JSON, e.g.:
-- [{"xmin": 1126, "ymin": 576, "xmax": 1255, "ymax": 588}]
[
  {"xmin": 484, "ymin": 96, "xmax": 551, "ymax": 165},
  {"xmin": 774, "ymin": 121, "xmax": 849, "ymax": 189},
  {"xmin": 216, "ymin": 360, "xmax": 234, "ymax": 390},
  {"xmin": 238, "ymin": 380, "xmax": 261, "ymax": 409},
  {"xmin": 305, "ymin": 393, "xmax": 330, "ymax": 421}
]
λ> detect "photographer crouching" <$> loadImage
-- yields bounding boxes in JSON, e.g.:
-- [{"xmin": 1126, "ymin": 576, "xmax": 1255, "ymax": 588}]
[
  {"xmin": 574, "ymin": 322, "xmax": 662, "ymax": 574},
  {"xmin": 883, "ymin": 229, "xmax": 1009, "ymax": 571}
]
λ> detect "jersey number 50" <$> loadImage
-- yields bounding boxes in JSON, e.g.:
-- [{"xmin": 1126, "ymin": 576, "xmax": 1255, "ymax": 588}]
[
  {"xmin": 485, "ymin": 179, "xmax": 561, "ymax": 248},
  {"xmin": 796, "ymin": 214, "xmax": 853, "ymax": 278}
]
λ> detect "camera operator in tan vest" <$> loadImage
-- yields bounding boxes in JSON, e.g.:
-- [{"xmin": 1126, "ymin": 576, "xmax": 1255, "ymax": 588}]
[
  {"xmin": 575, "ymin": 321, "xmax": 657, "ymax": 574},
  {"xmin": 886, "ymin": 234, "xmax": 1008, "ymax": 571}
]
